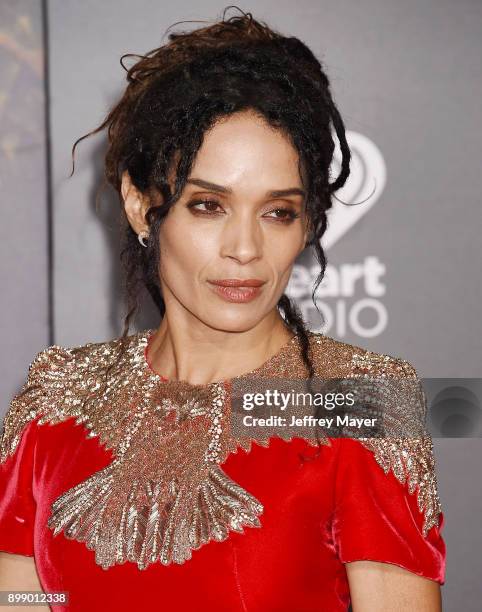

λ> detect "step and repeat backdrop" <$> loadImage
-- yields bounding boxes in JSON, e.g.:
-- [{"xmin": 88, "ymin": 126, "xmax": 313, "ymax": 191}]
[{"xmin": 1, "ymin": 0, "xmax": 481, "ymax": 608}]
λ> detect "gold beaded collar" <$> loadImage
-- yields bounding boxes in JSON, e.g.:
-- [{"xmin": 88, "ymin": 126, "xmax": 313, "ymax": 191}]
[{"xmin": 0, "ymin": 329, "xmax": 443, "ymax": 570}]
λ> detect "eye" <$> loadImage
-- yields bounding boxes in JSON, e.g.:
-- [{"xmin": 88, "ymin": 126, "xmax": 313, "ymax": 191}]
[
  {"xmin": 186, "ymin": 199, "xmax": 224, "ymax": 215},
  {"xmin": 263, "ymin": 207, "xmax": 301, "ymax": 223},
  {"xmin": 186, "ymin": 200, "xmax": 301, "ymax": 223}
]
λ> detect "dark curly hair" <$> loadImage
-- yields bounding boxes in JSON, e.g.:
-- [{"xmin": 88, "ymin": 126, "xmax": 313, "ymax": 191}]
[{"xmin": 72, "ymin": 6, "xmax": 351, "ymax": 455}]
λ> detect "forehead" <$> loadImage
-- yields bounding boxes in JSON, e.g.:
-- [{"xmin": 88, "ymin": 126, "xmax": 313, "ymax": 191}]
[{"xmin": 188, "ymin": 111, "xmax": 302, "ymax": 190}]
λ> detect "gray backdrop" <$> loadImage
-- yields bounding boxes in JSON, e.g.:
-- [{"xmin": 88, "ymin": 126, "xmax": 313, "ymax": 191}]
[{"xmin": 1, "ymin": 0, "xmax": 481, "ymax": 609}]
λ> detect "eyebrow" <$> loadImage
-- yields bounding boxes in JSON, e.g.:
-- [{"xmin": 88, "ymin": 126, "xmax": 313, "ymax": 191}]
[{"xmin": 186, "ymin": 178, "xmax": 305, "ymax": 199}]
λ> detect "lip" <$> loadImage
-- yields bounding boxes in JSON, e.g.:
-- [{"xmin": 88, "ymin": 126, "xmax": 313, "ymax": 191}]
[
  {"xmin": 207, "ymin": 279, "xmax": 265, "ymax": 303},
  {"xmin": 207, "ymin": 278, "xmax": 265, "ymax": 287}
]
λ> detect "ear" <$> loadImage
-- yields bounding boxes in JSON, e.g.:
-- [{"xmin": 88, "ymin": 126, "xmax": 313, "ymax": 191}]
[{"xmin": 121, "ymin": 171, "xmax": 150, "ymax": 234}]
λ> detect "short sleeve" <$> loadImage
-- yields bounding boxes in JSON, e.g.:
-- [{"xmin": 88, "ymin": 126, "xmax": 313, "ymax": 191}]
[
  {"xmin": 0, "ymin": 417, "xmax": 39, "ymax": 556},
  {"xmin": 0, "ymin": 345, "xmax": 74, "ymax": 557},
  {"xmin": 332, "ymin": 437, "xmax": 446, "ymax": 584}
]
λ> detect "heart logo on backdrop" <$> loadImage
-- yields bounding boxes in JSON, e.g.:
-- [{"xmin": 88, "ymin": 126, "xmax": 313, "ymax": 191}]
[{"xmin": 321, "ymin": 130, "xmax": 387, "ymax": 250}]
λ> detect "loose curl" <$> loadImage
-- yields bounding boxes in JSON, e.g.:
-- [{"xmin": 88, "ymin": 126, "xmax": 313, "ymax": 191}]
[{"xmin": 72, "ymin": 6, "xmax": 352, "ymax": 457}]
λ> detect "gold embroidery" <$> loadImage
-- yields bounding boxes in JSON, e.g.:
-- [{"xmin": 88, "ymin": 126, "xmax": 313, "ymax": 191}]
[
  {"xmin": 0, "ymin": 330, "xmax": 443, "ymax": 569},
  {"xmin": 346, "ymin": 351, "xmax": 442, "ymax": 536}
]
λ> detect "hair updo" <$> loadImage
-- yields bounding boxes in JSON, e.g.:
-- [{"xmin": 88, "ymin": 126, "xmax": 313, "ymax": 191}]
[{"xmin": 73, "ymin": 6, "xmax": 351, "ymax": 395}]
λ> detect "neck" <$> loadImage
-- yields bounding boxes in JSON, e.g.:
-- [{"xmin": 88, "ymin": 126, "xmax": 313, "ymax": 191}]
[{"xmin": 147, "ymin": 314, "xmax": 295, "ymax": 386}]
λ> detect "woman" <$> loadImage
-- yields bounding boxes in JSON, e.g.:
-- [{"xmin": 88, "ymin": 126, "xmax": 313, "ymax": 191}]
[{"xmin": 0, "ymin": 8, "xmax": 445, "ymax": 612}]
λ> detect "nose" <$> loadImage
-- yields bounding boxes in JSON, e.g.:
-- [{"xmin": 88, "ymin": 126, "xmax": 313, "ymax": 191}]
[{"xmin": 219, "ymin": 212, "xmax": 263, "ymax": 264}]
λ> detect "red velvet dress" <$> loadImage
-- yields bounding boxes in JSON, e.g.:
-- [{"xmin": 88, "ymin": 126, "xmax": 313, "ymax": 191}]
[{"xmin": 0, "ymin": 330, "xmax": 446, "ymax": 611}]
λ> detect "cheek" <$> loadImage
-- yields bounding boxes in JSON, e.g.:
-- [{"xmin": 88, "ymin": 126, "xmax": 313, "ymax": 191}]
[
  {"xmin": 158, "ymin": 217, "xmax": 215, "ymax": 281},
  {"xmin": 265, "ymin": 231, "xmax": 303, "ymax": 276}
]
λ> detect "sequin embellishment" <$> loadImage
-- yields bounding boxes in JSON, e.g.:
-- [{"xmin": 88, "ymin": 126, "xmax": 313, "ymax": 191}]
[
  {"xmin": 0, "ymin": 330, "xmax": 443, "ymax": 568},
  {"xmin": 348, "ymin": 351, "xmax": 443, "ymax": 536}
]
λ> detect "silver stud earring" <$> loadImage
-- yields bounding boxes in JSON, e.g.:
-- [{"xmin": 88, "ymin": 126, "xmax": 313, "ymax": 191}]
[{"xmin": 138, "ymin": 231, "xmax": 149, "ymax": 248}]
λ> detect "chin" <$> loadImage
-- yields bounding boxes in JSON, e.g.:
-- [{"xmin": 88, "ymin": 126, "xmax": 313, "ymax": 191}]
[{"xmin": 200, "ymin": 311, "xmax": 268, "ymax": 334}]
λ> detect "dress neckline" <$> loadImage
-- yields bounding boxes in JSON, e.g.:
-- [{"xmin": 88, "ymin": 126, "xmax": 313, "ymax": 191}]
[{"xmin": 142, "ymin": 328, "xmax": 303, "ymax": 389}]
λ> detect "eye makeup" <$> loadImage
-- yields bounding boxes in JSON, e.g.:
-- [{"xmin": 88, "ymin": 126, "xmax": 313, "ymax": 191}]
[{"xmin": 186, "ymin": 198, "xmax": 301, "ymax": 224}]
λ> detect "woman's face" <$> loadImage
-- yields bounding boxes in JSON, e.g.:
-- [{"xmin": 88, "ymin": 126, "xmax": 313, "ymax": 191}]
[{"xmin": 126, "ymin": 110, "xmax": 309, "ymax": 333}]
